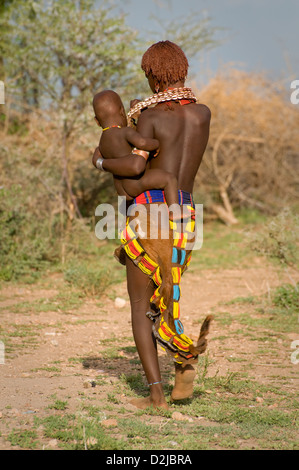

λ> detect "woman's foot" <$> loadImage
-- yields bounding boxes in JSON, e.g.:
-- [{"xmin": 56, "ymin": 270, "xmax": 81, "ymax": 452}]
[
  {"xmin": 130, "ymin": 381, "xmax": 168, "ymax": 410},
  {"xmin": 171, "ymin": 363, "xmax": 197, "ymax": 401},
  {"xmin": 129, "ymin": 396, "xmax": 169, "ymax": 410}
]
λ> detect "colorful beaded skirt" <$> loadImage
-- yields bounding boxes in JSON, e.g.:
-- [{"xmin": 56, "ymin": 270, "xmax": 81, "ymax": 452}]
[{"xmin": 116, "ymin": 189, "xmax": 208, "ymax": 364}]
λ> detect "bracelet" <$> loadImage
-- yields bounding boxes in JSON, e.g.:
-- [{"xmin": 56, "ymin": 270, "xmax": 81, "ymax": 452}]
[
  {"xmin": 132, "ymin": 148, "xmax": 150, "ymax": 161},
  {"xmin": 95, "ymin": 157, "xmax": 104, "ymax": 171}
]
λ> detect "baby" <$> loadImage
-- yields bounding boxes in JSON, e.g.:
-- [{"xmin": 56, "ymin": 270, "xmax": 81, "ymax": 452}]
[{"xmin": 93, "ymin": 90, "xmax": 179, "ymax": 208}]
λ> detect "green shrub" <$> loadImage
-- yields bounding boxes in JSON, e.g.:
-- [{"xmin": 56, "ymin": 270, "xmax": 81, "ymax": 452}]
[
  {"xmin": 249, "ymin": 208, "xmax": 299, "ymax": 268},
  {"xmin": 273, "ymin": 283, "xmax": 299, "ymax": 310},
  {"xmin": 64, "ymin": 261, "xmax": 113, "ymax": 296},
  {"xmin": 0, "ymin": 185, "xmax": 55, "ymax": 282}
]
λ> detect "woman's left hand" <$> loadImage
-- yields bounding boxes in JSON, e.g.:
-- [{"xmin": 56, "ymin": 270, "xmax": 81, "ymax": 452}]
[{"xmin": 92, "ymin": 147, "xmax": 102, "ymax": 168}]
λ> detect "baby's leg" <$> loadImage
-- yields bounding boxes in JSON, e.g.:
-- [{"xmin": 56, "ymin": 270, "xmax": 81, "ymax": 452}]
[{"xmin": 122, "ymin": 169, "xmax": 179, "ymax": 206}]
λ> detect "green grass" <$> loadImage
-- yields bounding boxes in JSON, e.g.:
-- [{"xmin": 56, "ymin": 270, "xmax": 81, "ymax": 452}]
[
  {"xmin": 234, "ymin": 283, "xmax": 299, "ymax": 333},
  {"xmin": 7, "ymin": 430, "xmax": 40, "ymax": 449},
  {"xmin": 48, "ymin": 399, "xmax": 69, "ymax": 411},
  {"xmin": 33, "ymin": 413, "xmax": 127, "ymax": 450},
  {"xmin": 0, "ymin": 290, "xmax": 85, "ymax": 316},
  {"xmin": 2, "ymin": 211, "xmax": 298, "ymax": 450},
  {"xmin": 4, "ymin": 302, "xmax": 299, "ymax": 451},
  {"xmin": 190, "ymin": 223, "xmax": 248, "ymax": 269}
]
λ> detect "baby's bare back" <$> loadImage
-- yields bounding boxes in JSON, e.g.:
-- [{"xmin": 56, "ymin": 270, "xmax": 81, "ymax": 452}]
[{"xmin": 99, "ymin": 128, "xmax": 133, "ymax": 159}]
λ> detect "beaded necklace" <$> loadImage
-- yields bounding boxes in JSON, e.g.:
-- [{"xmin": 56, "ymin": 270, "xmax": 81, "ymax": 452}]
[{"xmin": 127, "ymin": 87, "xmax": 197, "ymax": 127}]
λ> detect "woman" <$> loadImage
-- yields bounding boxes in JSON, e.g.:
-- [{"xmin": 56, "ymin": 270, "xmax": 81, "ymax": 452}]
[{"xmin": 94, "ymin": 41, "xmax": 211, "ymax": 409}]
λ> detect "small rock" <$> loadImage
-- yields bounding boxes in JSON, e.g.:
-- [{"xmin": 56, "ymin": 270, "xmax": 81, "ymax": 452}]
[
  {"xmin": 171, "ymin": 411, "xmax": 193, "ymax": 422},
  {"xmin": 102, "ymin": 418, "xmax": 117, "ymax": 428},
  {"xmin": 256, "ymin": 397, "xmax": 264, "ymax": 403},
  {"xmin": 48, "ymin": 439, "xmax": 58, "ymax": 448},
  {"xmin": 83, "ymin": 379, "xmax": 96, "ymax": 388},
  {"xmin": 114, "ymin": 297, "xmax": 126, "ymax": 308},
  {"xmin": 172, "ymin": 411, "xmax": 183, "ymax": 420},
  {"xmin": 168, "ymin": 440, "xmax": 179, "ymax": 447}
]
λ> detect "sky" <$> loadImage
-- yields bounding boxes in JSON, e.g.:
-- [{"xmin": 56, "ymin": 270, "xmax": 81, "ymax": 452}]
[{"xmin": 111, "ymin": 0, "xmax": 299, "ymax": 86}]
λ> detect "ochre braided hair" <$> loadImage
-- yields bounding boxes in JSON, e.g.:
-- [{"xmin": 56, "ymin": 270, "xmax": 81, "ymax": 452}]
[
  {"xmin": 127, "ymin": 41, "xmax": 196, "ymax": 127},
  {"xmin": 141, "ymin": 40, "xmax": 189, "ymax": 86}
]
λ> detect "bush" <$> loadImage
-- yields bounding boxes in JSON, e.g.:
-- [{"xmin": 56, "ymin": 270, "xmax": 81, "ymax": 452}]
[
  {"xmin": 197, "ymin": 70, "xmax": 299, "ymax": 220},
  {"xmin": 63, "ymin": 262, "xmax": 112, "ymax": 297},
  {"xmin": 273, "ymin": 283, "xmax": 299, "ymax": 310},
  {"xmin": 0, "ymin": 185, "xmax": 55, "ymax": 281},
  {"xmin": 248, "ymin": 208, "xmax": 299, "ymax": 268}
]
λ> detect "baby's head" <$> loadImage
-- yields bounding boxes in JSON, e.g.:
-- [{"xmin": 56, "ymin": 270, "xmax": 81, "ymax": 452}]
[{"xmin": 93, "ymin": 90, "xmax": 127, "ymax": 128}]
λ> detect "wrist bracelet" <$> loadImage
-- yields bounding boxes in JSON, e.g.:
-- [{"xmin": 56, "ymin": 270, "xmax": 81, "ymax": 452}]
[
  {"xmin": 95, "ymin": 157, "xmax": 104, "ymax": 171},
  {"xmin": 132, "ymin": 148, "xmax": 150, "ymax": 161}
]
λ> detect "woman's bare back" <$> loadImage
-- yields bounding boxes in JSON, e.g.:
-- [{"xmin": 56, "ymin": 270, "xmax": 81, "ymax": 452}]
[{"xmin": 137, "ymin": 101, "xmax": 211, "ymax": 193}]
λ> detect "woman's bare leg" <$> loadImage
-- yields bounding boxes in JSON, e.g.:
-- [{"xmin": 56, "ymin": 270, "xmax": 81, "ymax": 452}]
[{"xmin": 126, "ymin": 256, "xmax": 168, "ymax": 409}]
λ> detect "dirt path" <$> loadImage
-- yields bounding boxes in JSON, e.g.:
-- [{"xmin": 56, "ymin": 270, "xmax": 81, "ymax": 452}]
[{"xmin": 0, "ymin": 262, "xmax": 298, "ymax": 450}]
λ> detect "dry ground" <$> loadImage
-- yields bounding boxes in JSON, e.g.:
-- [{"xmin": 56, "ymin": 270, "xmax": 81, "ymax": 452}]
[{"xmin": 0, "ymin": 255, "xmax": 298, "ymax": 450}]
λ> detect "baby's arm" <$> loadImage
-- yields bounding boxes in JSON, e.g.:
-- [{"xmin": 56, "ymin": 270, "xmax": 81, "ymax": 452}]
[{"xmin": 124, "ymin": 127, "xmax": 159, "ymax": 152}]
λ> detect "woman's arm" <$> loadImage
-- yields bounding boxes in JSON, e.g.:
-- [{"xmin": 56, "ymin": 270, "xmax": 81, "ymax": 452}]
[{"xmin": 92, "ymin": 147, "xmax": 147, "ymax": 177}]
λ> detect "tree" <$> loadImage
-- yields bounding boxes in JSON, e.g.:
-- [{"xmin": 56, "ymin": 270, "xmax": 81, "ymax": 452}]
[
  {"xmin": 151, "ymin": 11, "xmax": 219, "ymax": 60},
  {"xmin": 0, "ymin": 0, "xmax": 220, "ymax": 220},
  {"xmin": 0, "ymin": 0, "xmax": 22, "ymax": 78},
  {"xmin": 0, "ymin": 0, "xmax": 139, "ymax": 217},
  {"xmin": 132, "ymin": 8, "xmax": 221, "ymax": 97}
]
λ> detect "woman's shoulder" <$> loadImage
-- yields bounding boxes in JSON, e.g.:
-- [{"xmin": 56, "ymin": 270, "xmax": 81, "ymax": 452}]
[
  {"xmin": 136, "ymin": 106, "xmax": 157, "ymax": 123},
  {"xmin": 193, "ymin": 103, "xmax": 211, "ymax": 122}
]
